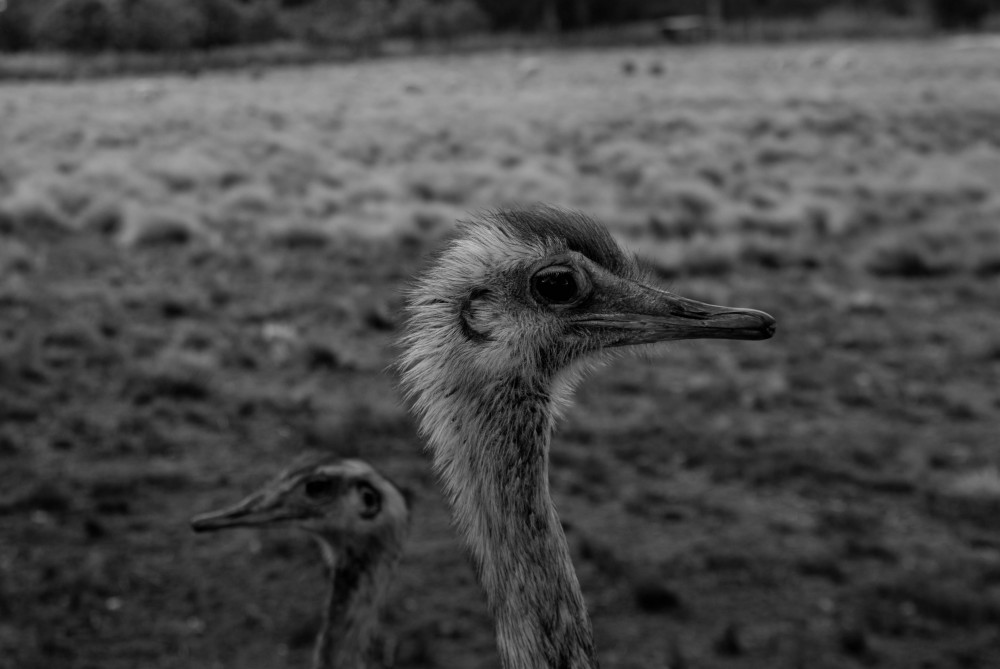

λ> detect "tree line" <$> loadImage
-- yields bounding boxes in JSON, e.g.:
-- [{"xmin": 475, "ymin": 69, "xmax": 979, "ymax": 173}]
[{"xmin": 1, "ymin": 0, "xmax": 997, "ymax": 54}]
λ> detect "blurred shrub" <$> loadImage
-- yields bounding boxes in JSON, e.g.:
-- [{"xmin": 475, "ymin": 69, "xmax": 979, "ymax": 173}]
[
  {"xmin": 34, "ymin": 0, "xmax": 120, "ymax": 52},
  {"xmin": 116, "ymin": 0, "xmax": 201, "ymax": 52},
  {"xmin": 0, "ymin": 0, "xmax": 36, "ymax": 51},
  {"xmin": 118, "ymin": 206, "xmax": 206, "ymax": 248},
  {"xmin": 866, "ymin": 216, "xmax": 1000, "ymax": 279},
  {"xmin": 865, "ymin": 235, "xmax": 957, "ymax": 278},
  {"xmin": 7, "ymin": 0, "xmax": 484, "ymax": 53},
  {"xmin": 632, "ymin": 575, "xmax": 684, "ymax": 614},
  {"xmin": 389, "ymin": 0, "xmax": 489, "ymax": 41},
  {"xmin": 26, "ymin": 0, "xmax": 286, "ymax": 53},
  {"xmin": 0, "ymin": 186, "xmax": 74, "ymax": 237},
  {"xmin": 265, "ymin": 222, "xmax": 332, "ymax": 250},
  {"xmin": 126, "ymin": 350, "xmax": 217, "ymax": 405},
  {"xmin": 289, "ymin": 0, "xmax": 389, "ymax": 50},
  {"xmin": 190, "ymin": 0, "xmax": 243, "ymax": 49},
  {"xmin": 930, "ymin": 0, "xmax": 992, "ymax": 30},
  {"xmin": 76, "ymin": 197, "xmax": 125, "ymax": 236},
  {"xmin": 241, "ymin": 0, "xmax": 287, "ymax": 44}
]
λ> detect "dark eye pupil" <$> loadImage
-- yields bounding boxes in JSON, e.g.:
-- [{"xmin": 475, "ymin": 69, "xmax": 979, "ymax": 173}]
[
  {"xmin": 534, "ymin": 271, "xmax": 578, "ymax": 304},
  {"xmin": 304, "ymin": 479, "xmax": 334, "ymax": 499},
  {"xmin": 358, "ymin": 484, "xmax": 381, "ymax": 518}
]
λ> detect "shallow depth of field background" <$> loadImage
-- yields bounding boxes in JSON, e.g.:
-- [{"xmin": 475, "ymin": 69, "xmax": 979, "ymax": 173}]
[{"xmin": 3, "ymin": 33, "xmax": 1000, "ymax": 669}]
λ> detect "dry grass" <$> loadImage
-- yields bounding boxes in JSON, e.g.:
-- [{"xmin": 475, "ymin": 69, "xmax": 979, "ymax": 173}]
[{"xmin": 2, "ymin": 39, "xmax": 1000, "ymax": 669}]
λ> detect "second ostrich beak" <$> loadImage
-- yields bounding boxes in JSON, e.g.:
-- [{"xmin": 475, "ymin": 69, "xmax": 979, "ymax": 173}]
[{"xmin": 191, "ymin": 492, "xmax": 312, "ymax": 532}]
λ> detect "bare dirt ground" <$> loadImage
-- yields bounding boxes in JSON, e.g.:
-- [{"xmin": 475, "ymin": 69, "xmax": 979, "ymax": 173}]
[{"xmin": 2, "ymin": 40, "xmax": 1000, "ymax": 669}]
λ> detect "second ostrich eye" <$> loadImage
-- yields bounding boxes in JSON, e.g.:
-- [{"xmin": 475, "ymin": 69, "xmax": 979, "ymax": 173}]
[
  {"xmin": 357, "ymin": 483, "xmax": 381, "ymax": 519},
  {"xmin": 304, "ymin": 478, "xmax": 336, "ymax": 500},
  {"xmin": 531, "ymin": 266, "xmax": 584, "ymax": 306}
]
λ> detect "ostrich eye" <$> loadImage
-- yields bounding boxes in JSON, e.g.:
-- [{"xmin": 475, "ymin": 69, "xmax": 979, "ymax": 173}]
[
  {"xmin": 304, "ymin": 478, "xmax": 336, "ymax": 500},
  {"xmin": 531, "ymin": 266, "xmax": 585, "ymax": 306},
  {"xmin": 357, "ymin": 482, "xmax": 381, "ymax": 519}
]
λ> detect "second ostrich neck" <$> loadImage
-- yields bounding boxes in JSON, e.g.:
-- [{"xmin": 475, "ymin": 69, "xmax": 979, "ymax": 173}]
[
  {"xmin": 314, "ymin": 540, "xmax": 396, "ymax": 669},
  {"xmin": 436, "ymin": 374, "xmax": 599, "ymax": 669}
]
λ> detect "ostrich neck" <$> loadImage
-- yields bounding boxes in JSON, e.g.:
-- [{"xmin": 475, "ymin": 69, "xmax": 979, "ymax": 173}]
[
  {"xmin": 434, "ymin": 375, "xmax": 599, "ymax": 669},
  {"xmin": 313, "ymin": 541, "xmax": 397, "ymax": 669}
]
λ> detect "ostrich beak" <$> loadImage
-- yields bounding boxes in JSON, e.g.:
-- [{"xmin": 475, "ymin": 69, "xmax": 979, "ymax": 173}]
[
  {"xmin": 573, "ymin": 274, "xmax": 775, "ymax": 344},
  {"xmin": 191, "ymin": 492, "xmax": 309, "ymax": 532}
]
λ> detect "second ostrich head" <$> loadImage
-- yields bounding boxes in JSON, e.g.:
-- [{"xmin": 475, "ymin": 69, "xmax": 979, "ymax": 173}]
[
  {"xmin": 191, "ymin": 457, "xmax": 410, "ymax": 564},
  {"xmin": 191, "ymin": 457, "xmax": 410, "ymax": 669}
]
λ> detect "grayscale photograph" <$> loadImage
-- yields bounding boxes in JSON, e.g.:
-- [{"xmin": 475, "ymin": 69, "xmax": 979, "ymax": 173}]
[{"xmin": 1, "ymin": 1, "xmax": 998, "ymax": 668}]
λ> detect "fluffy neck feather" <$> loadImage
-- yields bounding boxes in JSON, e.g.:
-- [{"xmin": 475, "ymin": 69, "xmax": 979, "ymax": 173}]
[
  {"xmin": 403, "ymin": 338, "xmax": 599, "ymax": 668},
  {"xmin": 312, "ymin": 537, "xmax": 401, "ymax": 669}
]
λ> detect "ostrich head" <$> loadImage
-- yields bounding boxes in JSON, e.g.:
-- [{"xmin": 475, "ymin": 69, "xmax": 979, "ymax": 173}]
[
  {"xmin": 400, "ymin": 207, "xmax": 775, "ymax": 421},
  {"xmin": 191, "ymin": 457, "xmax": 410, "ymax": 563},
  {"xmin": 398, "ymin": 207, "xmax": 774, "ymax": 669}
]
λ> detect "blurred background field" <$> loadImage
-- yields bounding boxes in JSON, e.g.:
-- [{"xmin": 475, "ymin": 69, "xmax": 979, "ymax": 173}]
[
  {"xmin": 1, "ymin": 0, "xmax": 1000, "ymax": 78},
  {"xmin": 2, "ymin": 15, "xmax": 1000, "ymax": 669}
]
